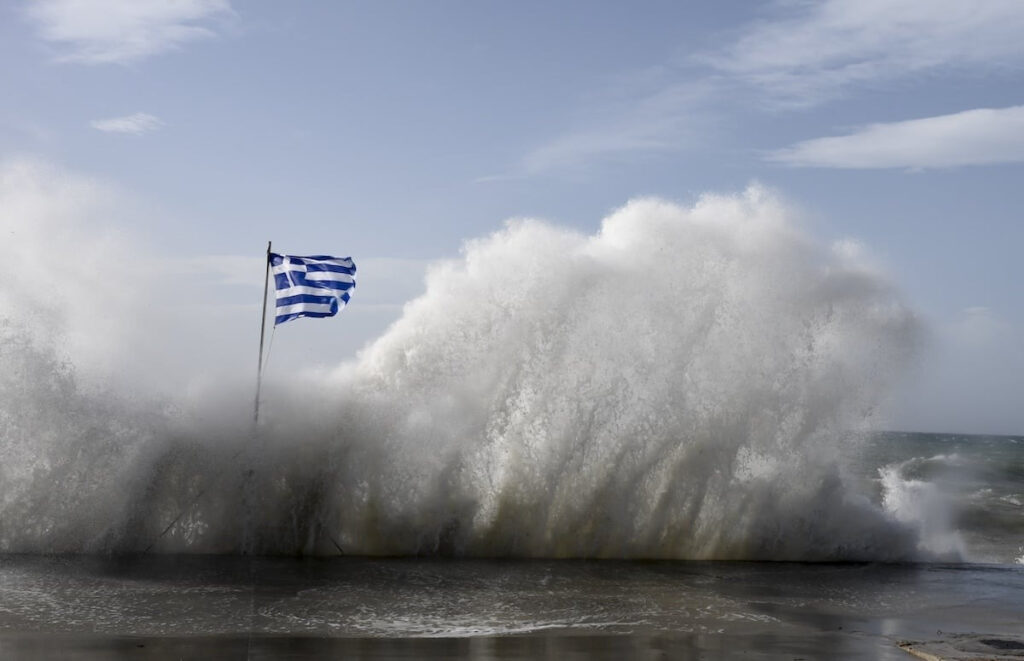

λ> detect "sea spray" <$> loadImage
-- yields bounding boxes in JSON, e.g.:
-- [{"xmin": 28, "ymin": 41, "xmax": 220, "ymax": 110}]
[
  {"xmin": 879, "ymin": 460, "xmax": 967, "ymax": 559},
  {"xmin": 0, "ymin": 159, "xmax": 147, "ymax": 384},
  {"xmin": 1, "ymin": 180, "xmax": 943, "ymax": 559},
  {"xmin": 325, "ymin": 187, "xmax": 925, "ymax": 559}
]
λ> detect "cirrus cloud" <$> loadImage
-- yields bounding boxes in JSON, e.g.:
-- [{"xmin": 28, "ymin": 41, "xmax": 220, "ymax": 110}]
[
  {"xmin": 24, "ymin": 0, "xmax": 234, "ymax": 65},
  {"xmin": 702, "ymin": 0, "xmax": 1024, "ymax": 108},
  {"xmin": 90, "ymin": 112, "xmax": 164, "ymax": 135},
  {"xmin": 499, "ymin": 0, "xmax": 1024, "ymax": 177},
  {"xmin": 767, "ymin": 105, "xmax": 1024, "ymax": 169}
]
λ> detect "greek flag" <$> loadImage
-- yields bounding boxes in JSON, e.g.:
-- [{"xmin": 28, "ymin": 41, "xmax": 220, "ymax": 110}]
[{"xmin": 270, "ymin": 253, "xmax": 356, "ymax": 325}]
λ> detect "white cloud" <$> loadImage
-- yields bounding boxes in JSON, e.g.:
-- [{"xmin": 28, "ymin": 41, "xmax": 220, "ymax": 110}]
[
  {"xmin": 767, "ymin": 105, "xmax": 1024, "ymax": 169},
  {"xmin": 500, "ymin": 0, "xmax": 1024, "ymax": 176},
  {"xmin": 90, "ymin": 112, "xmax": 164, "ymax": 135},
  {"xmin": 514, "ymin": 81, "xmax": 714, "ymax": 176},
  {"xmin": 25, "ymin": 0, "xmax": 233, "ymax": 64},
  {"xmin": 702, "ymin": 0, "xmax": 1024, "ymax": 107}
]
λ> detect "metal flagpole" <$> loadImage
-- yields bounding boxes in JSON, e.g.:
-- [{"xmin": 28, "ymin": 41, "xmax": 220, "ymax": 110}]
[
  {"xmin": 254, "ymin": 240, "xmax": 272, "ymax": 424},
  {"xmin": 147, "ymin": 241, "xmax": 274, "ymax": 553}
]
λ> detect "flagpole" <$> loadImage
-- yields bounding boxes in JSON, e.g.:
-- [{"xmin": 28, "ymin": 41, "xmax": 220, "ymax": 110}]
[{"xmin": 254, "ymin": 241, "xmax": 272, "ymax": 423}]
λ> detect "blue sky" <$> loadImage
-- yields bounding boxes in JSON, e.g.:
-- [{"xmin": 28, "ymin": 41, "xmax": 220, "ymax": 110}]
[{"xmin": 1, "ymin": 0, "xmax": 1022, "ymax": 434}]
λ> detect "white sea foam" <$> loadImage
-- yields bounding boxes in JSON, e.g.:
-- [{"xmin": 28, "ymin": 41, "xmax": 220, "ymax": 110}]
[
  {"xmin": 879, "ymin": 464, "xmax": 966, "ymax": 559},
  {"xmin": 1, "ymin": 166, "xmax": 937, "ymax": 560}
]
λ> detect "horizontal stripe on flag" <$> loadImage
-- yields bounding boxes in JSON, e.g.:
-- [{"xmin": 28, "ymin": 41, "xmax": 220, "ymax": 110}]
[
  {"xmin": 275, "ymin": 294, "xmax": 350, "ymax": 309},
  {"xmin": 275, "ymin": 284, "xmax": 353, "ymax": 299},
  {"xmin": 272, "ymin": 270, "xmax": 355, "ymax": 289},
  {"xmin": 276, "ymin": 293, "xmax": 340, "ymax": 307},
  {"xmin": 274, "ymin": 274, "xmax": 354, "ymax": 290},
  {"xmin": 303, "ymin": 270, "xmax": 355, "ymax": 282},
  {"xmin": 276, "ymin": 301, "xmax": 336, "ymax": 317},
  {"xmin": 290, "ymin": 272, "xmax": 354, "ymax": 288},
  {"xmin": 280, "ymin": 255, "xmax": 354, "ymax": 268},
  {"xmin": 275, "ymin": 309, "xmax": 337, "ymax": 324},
  {"xmin": 303, "ymin": 262, "xmax": 355, "ymax": 275},
  {"xmin": 271, "ymin": 264, "xmax": 355, "ymax": 277}
]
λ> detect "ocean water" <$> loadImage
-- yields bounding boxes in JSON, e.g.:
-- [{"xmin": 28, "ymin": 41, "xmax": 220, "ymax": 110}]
[
  {"xmin": 1, "ymin": 187, "xmax": 1022, "ymax": 656},
  {"xmin": 854, "ymin": 432, "xmax": 1024, "ymax": 565}
]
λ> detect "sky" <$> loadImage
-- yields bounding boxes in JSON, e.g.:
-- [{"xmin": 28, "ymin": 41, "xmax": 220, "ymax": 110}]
[{"xmin": 1, "ymin": 0, "xmax": 1022, "ymax": 434}]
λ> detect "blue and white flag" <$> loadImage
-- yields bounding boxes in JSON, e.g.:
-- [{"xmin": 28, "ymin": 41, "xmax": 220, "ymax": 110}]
[{"xmin": 270, "ymin": 253, "xmax": 356, "ymax": 325}]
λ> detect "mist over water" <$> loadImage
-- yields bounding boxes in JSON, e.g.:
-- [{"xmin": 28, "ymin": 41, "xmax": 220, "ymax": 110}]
[{"xmin": 2, "ymin": 172, "xmax": 956, "ymax": 560}]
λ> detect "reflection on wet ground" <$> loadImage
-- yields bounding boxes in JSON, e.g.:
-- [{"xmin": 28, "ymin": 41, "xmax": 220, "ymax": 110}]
[{"xmin": 1, "ymin": 555, "xmax": 1021, "ymax": 659}]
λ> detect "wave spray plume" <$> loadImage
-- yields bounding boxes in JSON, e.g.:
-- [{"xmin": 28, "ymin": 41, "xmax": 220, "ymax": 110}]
[{"xmin": 1, "ymin": 177, "xmax": 938, "ymax": 560}]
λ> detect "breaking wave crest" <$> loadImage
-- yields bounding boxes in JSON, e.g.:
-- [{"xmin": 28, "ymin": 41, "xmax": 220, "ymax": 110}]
[{"xmin": 1, "ymin": 181, "xmax": 940, "ymax": 560}]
